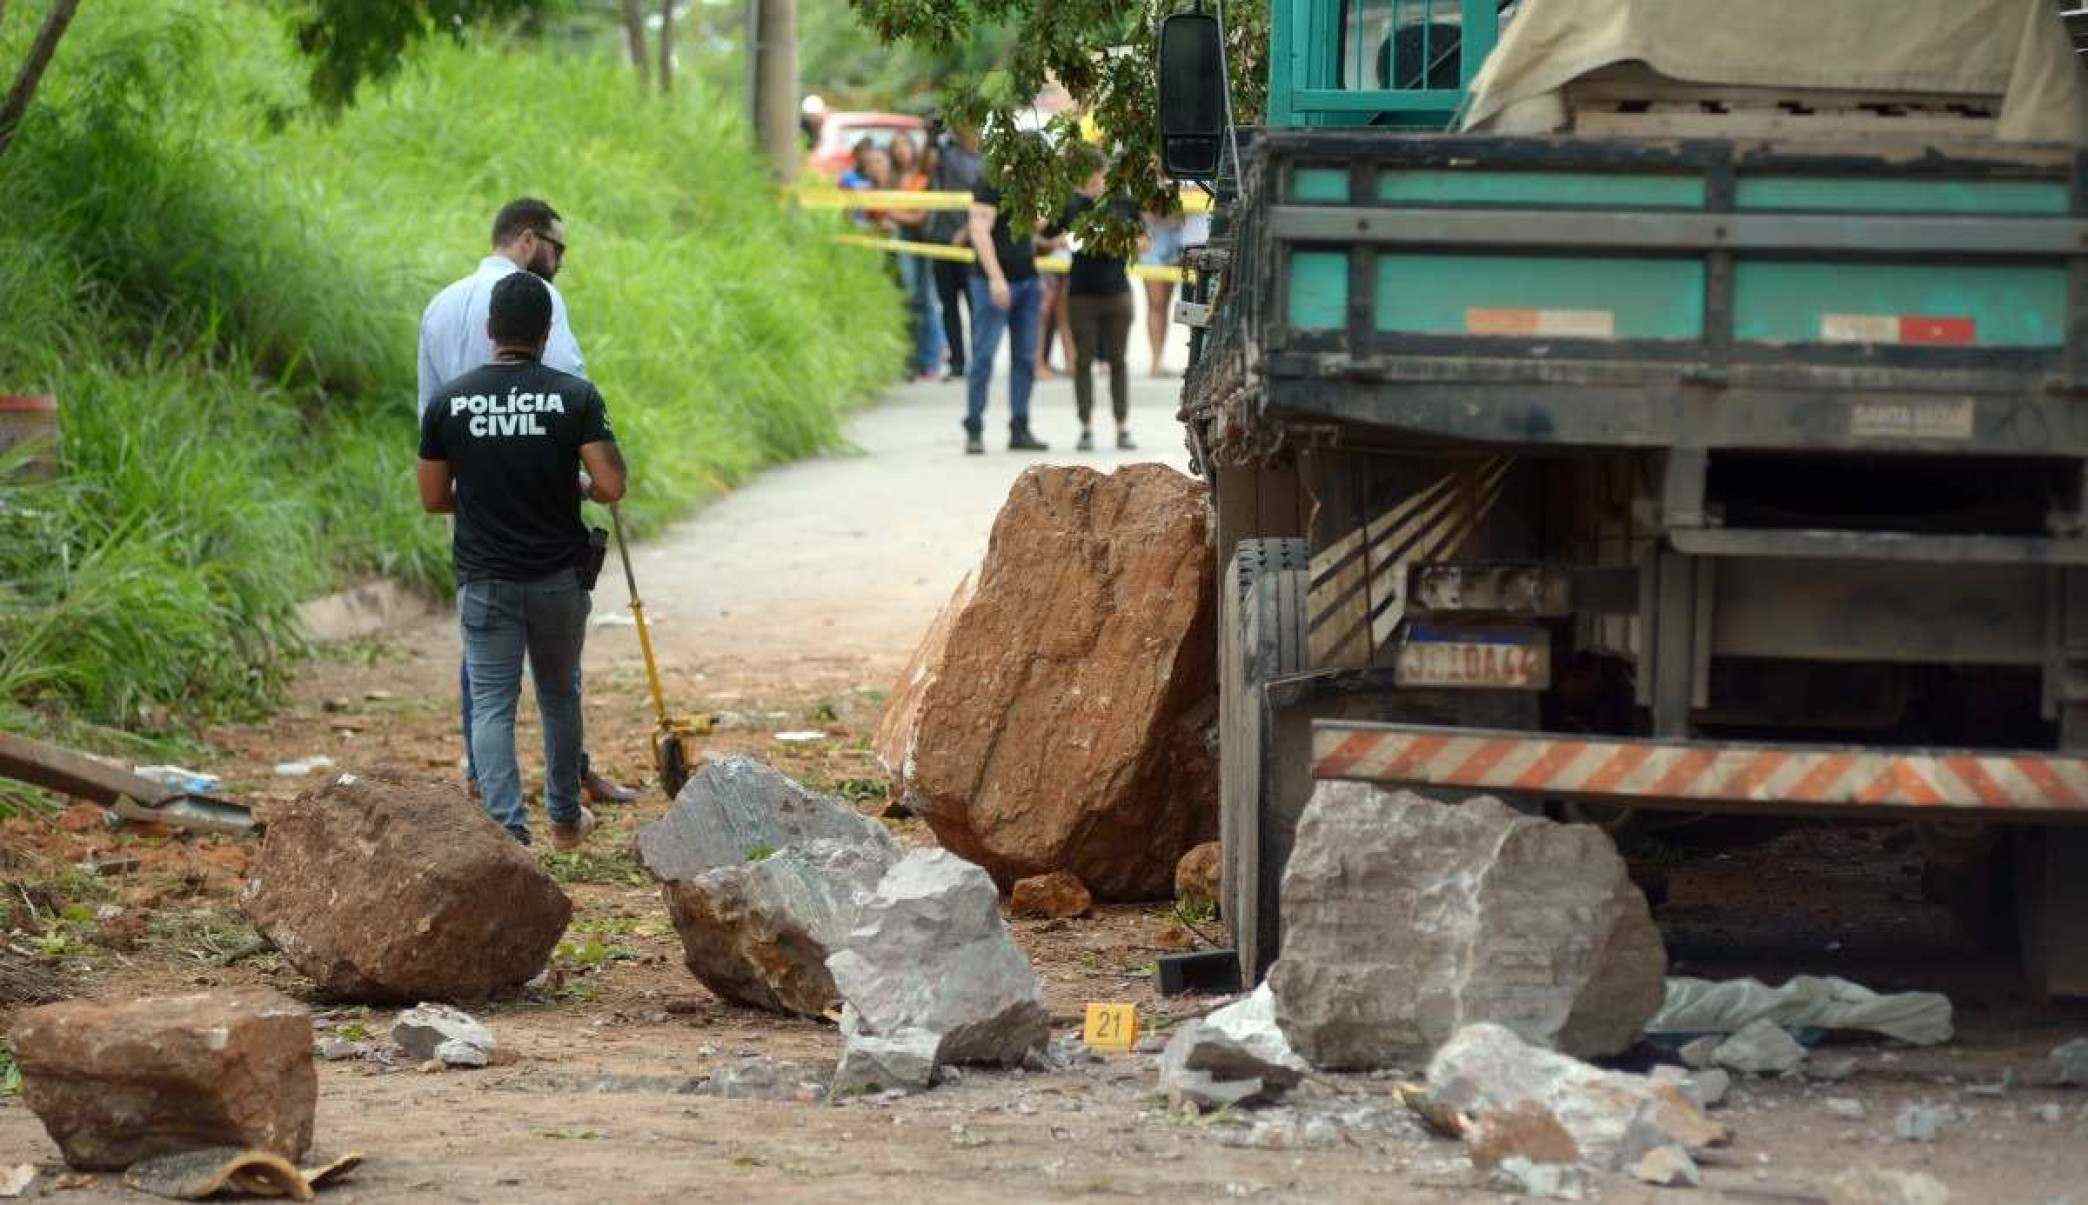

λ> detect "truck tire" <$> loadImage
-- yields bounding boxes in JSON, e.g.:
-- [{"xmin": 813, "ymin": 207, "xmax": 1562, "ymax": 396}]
[{"xmin": 1220, "ymin": 538, "xmax": 1309, "ymax": 986}]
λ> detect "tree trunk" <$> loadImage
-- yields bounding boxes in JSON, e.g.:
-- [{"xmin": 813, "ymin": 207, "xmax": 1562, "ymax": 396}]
[
  {"xmin": 0, "ymin": 0, "xmax": 84, "ymax": 162},
  {"xmin": 618, "ymin": 0, "xmax": 650, "ymax": 88},
  {"xmin": 747, "ymin": 0, "xmax": 799, "ymax": 178},
  {"xmin": 656, "ymin": 0, "xmax": 674, "ymax": 94}
]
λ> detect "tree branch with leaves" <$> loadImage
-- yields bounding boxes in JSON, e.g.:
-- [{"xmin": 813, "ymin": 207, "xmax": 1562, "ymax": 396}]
[{"xmin": 846, "ymin": 0, "xmax": 1266, "ymax": 252}]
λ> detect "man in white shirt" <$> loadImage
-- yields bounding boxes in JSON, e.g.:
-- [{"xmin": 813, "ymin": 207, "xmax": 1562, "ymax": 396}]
[{"xmin": 418, "ymin": 198, "xmax": 638, "ymax": 807}]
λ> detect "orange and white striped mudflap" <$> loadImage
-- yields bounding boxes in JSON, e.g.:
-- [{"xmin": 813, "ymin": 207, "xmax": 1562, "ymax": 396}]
[{"xmin": 1310, "ymin": 721, "xmax": 2088, "ymax": 814}]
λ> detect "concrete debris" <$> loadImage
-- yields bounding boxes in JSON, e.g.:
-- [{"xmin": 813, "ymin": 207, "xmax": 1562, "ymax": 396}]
[
  {"xmin": 1009, "ymin": 871, "xmax": 1093, "ymax": 919},
  {"xmin": 8, "ymin": 990, "xmax": 315, "ymax": 1171},
  {"xmin": 1895, "ymin": 1102, "xmax": 1949, "ymax": 1142},
  {"xmin": 886, "ymin": 465, "xmax": 1221, "ymax": 900},
  {"xmin": 1157, "ymin": 986, "xmax": 1308, "ymax": 1111},
  {"xmin": 826, "ymin": 849, "xmax": 1050, "ymax": 1067},
  {"xmin": 635, "ymin": 757, "xmax": 900, "ymax": 1016},
  {"xmin": 1490, "ymin": 1156, "xmax": 1586, "ymax": 1200},
  {"xmin": 2048, "ymin": 1037, "xmax": 2088, "ymax": 1086},
  {"xmin": 1175, "ymin": 842, "xmax": 1221, "ymax": 909},
  {"xmin": 1711, "ymin": 1018, "xmax": 1808, "ymax": 1076},
  {"xmin": 1826, "ymin": 1167, "xmax": 1951, "ymax": 1205},
  {"xmin": 240, "ymin": 769, "xmax": 571, "ymax": 1003},
  {"xmin": 1650, "ymin": 1064, "xmax": 1729, "ymax": 1110},
  {"xmin": 831, "ymin": 1026, "xmax": 939, "ymax": 1098},
  {"xmin": 1825, "ymin": 1097, "xmax": 1866, "ymax": 1120},
  {"xmin": 1270, "ymin": 785, "xmax": 1664, "ymax": 1069},
  {"xmin": 1424, "ymin": 1023, "xmax": 1727, "ymax": 1171},
  {"xmin": 1648, "ymin": 975, "xmax": 1952, "ymax": 1047},
  {"xmin": 1631, "ymin": 1144, "xmax": 1702, "ymax": 1188},
  {"xmin": 391, "ymin": 1004, "xmax": 494, "ymax": 1068}
]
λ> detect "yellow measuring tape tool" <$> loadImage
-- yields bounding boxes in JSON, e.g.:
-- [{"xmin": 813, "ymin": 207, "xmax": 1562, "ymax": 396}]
[{"xmin": 831, "ymin": 232, "xmax": 1188, "ymax": 284}]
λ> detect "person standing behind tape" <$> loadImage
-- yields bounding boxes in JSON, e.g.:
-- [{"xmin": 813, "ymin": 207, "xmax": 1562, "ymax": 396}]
[
  {"xmin": 419, "ymin": 272, "xmax": 627, "ymax": 849},
  {"xmin": 928, "ymin": 119, "xmax": 983, "ymax": 380},
  {"xmin": 417, "ymin": 198, "xmax": 639, "ymax": 809},
  {"xmin": 965, "ymin": 164, "xmax": 1050, "ymax": 456}
]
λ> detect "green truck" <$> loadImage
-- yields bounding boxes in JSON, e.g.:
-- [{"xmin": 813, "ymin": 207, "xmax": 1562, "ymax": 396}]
[{"xmin": 1160, "ymin": 0, "xmax": 2088, "ymax": 997}]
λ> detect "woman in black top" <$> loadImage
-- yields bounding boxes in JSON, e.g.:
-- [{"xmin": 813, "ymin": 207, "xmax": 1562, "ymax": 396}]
[{"xmin": 1051, "ymin": 152, "xmax": 1141, "ymax": 452}]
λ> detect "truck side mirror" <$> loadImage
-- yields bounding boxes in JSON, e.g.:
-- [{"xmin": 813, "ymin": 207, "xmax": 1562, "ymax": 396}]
[{"xmin": 1158, "ymin": 11, "xmax": 1228, "ymax": 180}]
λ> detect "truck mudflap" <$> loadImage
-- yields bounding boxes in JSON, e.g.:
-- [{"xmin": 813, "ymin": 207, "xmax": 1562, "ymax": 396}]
[{"xmin": 1312, "ymin": 720, "xmax": 2088, "ymax": 818}]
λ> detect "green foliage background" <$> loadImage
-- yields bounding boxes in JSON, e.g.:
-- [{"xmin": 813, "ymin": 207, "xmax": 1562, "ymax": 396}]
[{"xmin": 0, "ymin": 0, "xmax": 902, "ymax": 747}]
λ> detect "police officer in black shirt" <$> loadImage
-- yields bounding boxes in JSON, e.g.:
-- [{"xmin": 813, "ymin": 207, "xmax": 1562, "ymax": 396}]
[{"xmin": 418, "ymin": 272, "xmax": 627, "ymax": 849}]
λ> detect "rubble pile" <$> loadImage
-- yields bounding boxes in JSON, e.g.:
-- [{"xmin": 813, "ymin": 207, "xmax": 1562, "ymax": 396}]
[
  {"xmin": 827, "ymin": 848, "xmax": 1050, "ymax": 1087},
  {"xmin": 240, "ymin": 769, "xmax": 571, "ymax": 1002},
  {"xmin": 1269, "ymin": 782, "xmax": 1665, "ymax": 1069},
  {"xmin": 636, "ymin": 756, "xmax": 901, "ymax": 1016},
  {"xmin": 9, "ymin": 990, "xmax": 316, "ymax": 1171},
  {"xmin": 879, "ymin": 464, "xmax": 1220, "ymax": 899}
]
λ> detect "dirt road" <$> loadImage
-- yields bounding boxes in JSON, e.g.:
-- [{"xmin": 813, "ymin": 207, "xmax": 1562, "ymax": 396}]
[{"xmin": 5, "ymin": 368, "xmax": 2088, "ymax": 1202}]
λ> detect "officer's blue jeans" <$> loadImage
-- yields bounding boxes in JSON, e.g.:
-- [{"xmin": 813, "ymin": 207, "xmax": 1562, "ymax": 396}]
[{"xmin": 457, "ymin": 571, "xmax": 590, "ymax": 841}]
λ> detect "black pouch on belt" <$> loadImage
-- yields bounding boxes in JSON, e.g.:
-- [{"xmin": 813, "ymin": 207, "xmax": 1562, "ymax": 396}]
[{"xmin": 577, "ymin": 526, "xmax": 609, "ymax": 590}]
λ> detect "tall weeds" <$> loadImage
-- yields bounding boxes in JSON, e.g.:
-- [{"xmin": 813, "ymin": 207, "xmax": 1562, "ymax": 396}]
[{"xmin": 0, "ymin": 0, "xmax": 902, "ymax": 752}]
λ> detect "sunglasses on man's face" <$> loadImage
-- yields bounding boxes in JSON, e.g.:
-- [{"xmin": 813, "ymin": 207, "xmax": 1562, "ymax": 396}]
[{"xmin": 535, "ymin": 230, "xmax": 567, "ymax": 258}]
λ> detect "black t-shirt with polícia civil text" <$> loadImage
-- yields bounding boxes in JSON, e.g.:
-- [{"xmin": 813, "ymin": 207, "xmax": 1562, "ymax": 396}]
[
  {"xmin": 969, "ymin": 184, "xmax": 1037, "ymax": 283},
  {"xmin": 419, "ymin": 358, "xmax": 614, "ymax": 584}
]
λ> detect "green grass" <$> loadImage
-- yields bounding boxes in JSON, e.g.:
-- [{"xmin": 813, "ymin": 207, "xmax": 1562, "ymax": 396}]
[{"xmin": 0, "ymin": 1, "xmax": 902, "ymax": 779}]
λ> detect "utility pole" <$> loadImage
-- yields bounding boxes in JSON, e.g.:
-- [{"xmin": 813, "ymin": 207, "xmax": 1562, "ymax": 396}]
[
  {"xmin": 744, "ymin": 0, "xmax": 799, "ymax": 178},
  {"xmin": 656, "ymin": 0, "xmax": 675, "ymax": 93}
]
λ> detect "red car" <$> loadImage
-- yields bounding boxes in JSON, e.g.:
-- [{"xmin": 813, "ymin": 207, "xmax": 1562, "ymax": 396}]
[{"xmin": 806, "ymin": 112, "xmax": 925, "ymax": 181}]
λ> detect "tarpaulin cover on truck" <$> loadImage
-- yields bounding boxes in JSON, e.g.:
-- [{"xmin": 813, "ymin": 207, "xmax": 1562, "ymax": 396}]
[{"xmin": 1461, "ymin": 0, "xmax": 2087, "ymax": 143}]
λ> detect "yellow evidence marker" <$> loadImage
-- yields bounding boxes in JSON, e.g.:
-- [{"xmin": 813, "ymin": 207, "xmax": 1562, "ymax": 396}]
[{"xmin": 1082, "ymin": 1003, "xmax": 1139, "ymax": 1053}]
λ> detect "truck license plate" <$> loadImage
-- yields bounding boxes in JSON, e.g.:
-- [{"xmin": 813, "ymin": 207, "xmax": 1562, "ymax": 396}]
[{"xmin": 1396, "ymin": 624, "xmax": 1550, "ymax": 690}]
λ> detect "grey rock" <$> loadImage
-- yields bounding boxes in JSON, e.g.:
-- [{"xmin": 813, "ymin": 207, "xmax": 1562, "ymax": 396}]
[
  {"xmin": 1826, "ymin": 1167, "xmax": 1950, "ymax": 1205},
  {"xmin": 392, "ymin": 1004, "xmax": 493, "ymax": 1067},
  {"xmin": 313, "ymin": 1036, "xmax": 367, "ymax": 1062},
  {"xmin": 1809, "ymin": 1054, "xmax": 1859, "ymax": 1082},
  {"xmin": 1157, "ymin": 987, "xmax": 1309, "ymax": 1111},
  {"xmin": 1268, "ymin": 785, "xmax": 1663, "ymax": 1069},
  {"xmin": 659, "ymin": 838, "xmax": 897, "ymax": 1017},
  {"xmin": 1678, "ymin": 1035, "xmax": 1723, "ymax": 1069},
  {"xmin": 636, "ymin": 756, "xmax": 896, "ymax": 883},
  {"xmin": 635, "ymin": 758, "xmax": 900, "ymax": 1017},
  {"xmin": 1425, "ymin": 1023, "xmax": 1727, "ymax": 1171},
  {"xmin": 1894, "ymin": 1102, "xmax": 1948, "ymax": 1142},
  {"xmin": 1652, "ymin": 1064, "xmax": 1730, "ymax": 1110},
  {"xmin": 1825, "ymin": 1097, "xmax": 1866, "ymax": 1120},
  {"xmin": 2049, "ymin": 1037, "xmax": 2088, "ymax": 1086},
  {"xmin": 831, "ymin": 1026, "xmax": 939, "ymax": 1098},
  {"xmin": 703, "ymin": 1056, "xmax": 828, "ymax": 1101},
  {"xmin": 2034, "ymin": 1103, "xmax": 2064, "ymax": 1124},
  {"xmin": 1491, "ymin": 1156, "xmax": 1586, "ymax": 1200},
  {"xmin": 1632, "ymin": 1144, "xmax": 1702, "ymax": 1187},
  {"xmin": 1712, "ymin": 1018, "xmax": 1808, "ymax": 1075},
  {"xmin": 826, "ymin": 849, "xmax": 1049, "ymax": 1066}
]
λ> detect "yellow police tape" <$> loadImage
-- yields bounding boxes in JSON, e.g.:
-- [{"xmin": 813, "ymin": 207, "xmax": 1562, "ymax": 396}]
[
  {"xmin": 831, "ymin": 232, "xmax": 1188, "ymax": 284},
  {"xmin": 799, "ymin": 187, "xmax": 1212, "ymax": 214}
]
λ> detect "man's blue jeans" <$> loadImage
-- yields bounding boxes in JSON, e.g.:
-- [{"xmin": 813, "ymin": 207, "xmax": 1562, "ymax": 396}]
[
  {"xmin": 458, "ymin": 571, "xmax": 590, "ymax": 842},
  {"xmin": 965, "ymin": 273, "xmax": 1041, "ymax": 437},
  {"xmin": 900, "ymin": 253, "xmax": 945, "ymax": 377}
]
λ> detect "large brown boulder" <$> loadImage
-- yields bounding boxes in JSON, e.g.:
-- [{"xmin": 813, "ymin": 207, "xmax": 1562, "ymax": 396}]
[
  {"xmin": 872, "ymin": 570, "xmax": 974, "ymax": 809},
  {"xmin": 240, "ymin": 769, "xmax": 572, "ymax": 1002},
  {"xmin": 1270, "ymin": 783, "xmax": 1665, "ymax": 1069},
  {"xmin": 10, "ymin": 990, "xmax": 315, "ymax": 1171},
  {"xmin": 883, "ymin": 465, "xmax": 1218, "ymax": 900}
]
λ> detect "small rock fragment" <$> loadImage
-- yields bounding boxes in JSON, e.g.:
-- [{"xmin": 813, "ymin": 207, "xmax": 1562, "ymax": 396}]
[
  {"xmin": 313, "ymin": 1036, "xmax": 366, "ymax": 1062},
  {"xmin": 2048, "ymin": 1037, "xmax": 2088, "ymax": 1086},
  {"xmin": 1894, "ymin": 1102, "xmax": 1947, "ymax": 1142},
  {"xmin": 1157, "ymin": 987, "xmax": 1307, "ymax": 1110},
  {"xmin": 1490, "ymin": 1156, "xmax": 1586, "ymax": 1200},
  {"xmin": 1175, "ymin": 842, "xmax": 1221, "ymax": 909},
  {"xmin": 831, "ymin": 1027, "xmax": 939, "ymax": 1098},
  {"xmin": 1465, "ymin": 1102, "xmax": 1581, "ymax": 1169},
  {"xmin": 9, "ymin": 990, "xmax": 315, "ymax": 1171},
  {"xmin": 1632, "ymin": 1144, "xmax": 1702, "ymax": 1188},
  {"xmin": 0, "ymin": 1165, "xmax": 36, "ymax": 1199},
  {"xmin": 1712, "ymin": 1018, "xmax": 1807, "ymax": 1075},
  {"xmin": 2033, "ymin": 1102, "xmax": 2064, "ymax": 1124},
  {"xmin": 1009, "ymin": 871, "xmax": 1093, "ymax": 919},
  {"xmin": 1678, "ymin": 1035, "xmax": 1723, "ymax": 1069},
  {"xmin": 1826, "ymin": 1167, "xmax": 1950, "ymax": 1205},
  {"xmin": 1650, "ymin": 1064, "xmax": 1729, "ymax": 1110},
  {"xmin": 392, "ymin": 1003, "xmax": 494, "ymax": 1067},
  {"xmin": 1809, "ymin": 1054, "xmax": 1859, "ymax": 1082},
  {"xmin": 1825, "ymin": 1097, "xmax": 1865, "ymax": 1120}
]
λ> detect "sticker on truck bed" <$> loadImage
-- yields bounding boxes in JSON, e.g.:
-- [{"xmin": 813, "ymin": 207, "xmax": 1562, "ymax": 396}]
[
  {"xmin": 1820, "ymin": 314, "xmax": 1977, "ymax": 346},
  {"xmin": 1396, "ymin": 624, "xmax": 1550, "ymax": 690},
  {"xmin": 1848, "ymin": 399, "xmax": 1975, "ymax": 440},
  {"xmin": 1465, "ymin": 307, "xmax": 1616, "ymax": 339}
]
